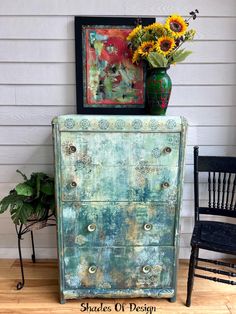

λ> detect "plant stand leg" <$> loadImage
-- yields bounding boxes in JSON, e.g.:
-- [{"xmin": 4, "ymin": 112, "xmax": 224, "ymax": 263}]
[
  {"xmin": 16, "ymin": 225, "xmax": 25, "ymax": 290},
  {"xmin": 30, "ymin": 231, "xmax": 36, "ymax": 263}
]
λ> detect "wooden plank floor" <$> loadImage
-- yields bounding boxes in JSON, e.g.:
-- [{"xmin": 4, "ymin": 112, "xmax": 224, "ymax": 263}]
[{"xmin": 0, "ymin": 259, "xmax": 235, "ymax": 314}]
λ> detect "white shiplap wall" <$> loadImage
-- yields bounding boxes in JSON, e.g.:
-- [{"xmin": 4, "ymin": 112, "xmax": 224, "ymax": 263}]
[{"xmin": 0, "ymin": 0, "xmax": 236, "ymax": 259}]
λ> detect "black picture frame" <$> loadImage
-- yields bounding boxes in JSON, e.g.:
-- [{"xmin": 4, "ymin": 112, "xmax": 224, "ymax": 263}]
[{"xmin": 75, "ymin": 16, "xmax": 155, "ymax": 115}]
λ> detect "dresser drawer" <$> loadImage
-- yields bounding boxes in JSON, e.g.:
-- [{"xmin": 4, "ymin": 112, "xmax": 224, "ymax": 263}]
[
  {"xmin": 63, "ymin": 246, "xmax": 174, "ymax": 290},
  {"xmin": 60, "ymin": 132, "xmax": 180, "ymax": 167},
  {"xmin": 62, "ymin": 202, "xmax": 176, "ymax": 247},
  {"xmin": 61, "ymin": 165, "xmax": 178, "ymax": 202}
]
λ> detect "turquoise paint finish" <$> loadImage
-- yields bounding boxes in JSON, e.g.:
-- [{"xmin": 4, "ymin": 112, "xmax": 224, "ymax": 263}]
[
  {"xmin": 60, "ymin": 131, "xmax": 180, "ymax": 202},
  {"xmin": 62, "ymin": 202, "xmax": 176, "ymax": 247},
  {"xmin": 63, "ymin": 288, "xmax": 175, "ymax": 299},
  {"xmin": 63, "ymin": 246, "xmax": 174, "ymax": 290},
  {"xmin": 61, "ymin": 165, "xmax": 178, "ymax": 202},
  {"xmin": 56, "ymin": 115, "xmax": 183, "ymax": 132},
  {"xmin": 61, "ymin": 132, "xmax": 180, "ymax": 167},
  {"xmin": 52, "ymin": 115, "xmax": 187, "ymax": 303}
]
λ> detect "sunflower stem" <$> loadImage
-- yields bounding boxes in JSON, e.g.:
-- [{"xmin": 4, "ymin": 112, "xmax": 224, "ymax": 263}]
[
  {"xmin": 167, "ymin": 39, "xmax": 186, "ymax": 61},
  {"xmin": 185, "ymin": 16, "xmax": 193, "ymax": 23}
]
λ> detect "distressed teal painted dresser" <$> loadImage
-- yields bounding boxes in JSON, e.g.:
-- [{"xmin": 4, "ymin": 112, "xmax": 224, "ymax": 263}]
[{"xmin": 52, "ymin": 114, "xmax": 187, "ymax": 303}]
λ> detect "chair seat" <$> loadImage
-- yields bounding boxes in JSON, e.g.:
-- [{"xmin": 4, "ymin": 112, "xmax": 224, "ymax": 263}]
[{"xmin": 191, "ymin": 221, "xmax": 236, "ymax": 255}]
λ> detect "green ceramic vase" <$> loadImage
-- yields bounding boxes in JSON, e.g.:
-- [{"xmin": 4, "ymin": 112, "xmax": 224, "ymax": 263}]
[{"xmin": 146, "ymin": 67, "xmax": 172, "ymax": 115}]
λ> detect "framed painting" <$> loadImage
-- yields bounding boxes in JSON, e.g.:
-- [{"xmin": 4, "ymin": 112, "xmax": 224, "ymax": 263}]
[{"xmin": 75, "ymin": 16, "xmax": 155, "ymax": 114}]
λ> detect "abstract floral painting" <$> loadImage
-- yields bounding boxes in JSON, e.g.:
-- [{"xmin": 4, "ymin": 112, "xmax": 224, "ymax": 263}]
[
  {"xmin": 75, "ymin": 17, "xmax": 155, "ymax": 114},
  {"xmin": 84, "ymin": 27, "xmax": 144, "ymax": 107}
]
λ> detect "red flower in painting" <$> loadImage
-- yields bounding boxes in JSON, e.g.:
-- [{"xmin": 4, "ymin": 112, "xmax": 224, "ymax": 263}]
[{"xmin": 100, "ymin": 37, "xmax": 131, "ymax": 64}]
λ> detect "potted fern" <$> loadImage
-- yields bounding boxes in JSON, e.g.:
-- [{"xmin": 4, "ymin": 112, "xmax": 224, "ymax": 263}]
[{"xmin": 0, "ymin": 170, "xmax": 55, "ymax": 230}]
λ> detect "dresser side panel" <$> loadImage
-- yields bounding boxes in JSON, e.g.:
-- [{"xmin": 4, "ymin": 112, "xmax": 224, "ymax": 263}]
[
  {"xmin": 172, "ymin": 117, "xmax": 188, "ymax": 299},
  {"xmin": 52, "ymin": 119, "xmax": 65, "ymax": 303}
]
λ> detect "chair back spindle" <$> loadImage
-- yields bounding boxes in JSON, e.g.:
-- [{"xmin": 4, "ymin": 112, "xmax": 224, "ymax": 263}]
[
  {"xmin": 212, "ymin": 172, "xmax": 216, "ymax": 208},
  {"xmin": 208, "ymin": 172, "xmax": 211, "ymax": 208},
  {"xmin": 206, "ymin": 172, "xmax": 236, "ymax": 211},
  {"xmin": 230, "ymin": 175, "xmax": 236, "ymax": 210},
  {"xmin": 225, "ymin": 173, "xmax": 231, "ymax": 210},
  {"xmin": 194, "ymin": 146, "xmax": 236, "ymax": 220}
]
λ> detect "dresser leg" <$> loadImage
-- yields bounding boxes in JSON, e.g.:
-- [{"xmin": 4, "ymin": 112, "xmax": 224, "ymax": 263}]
[
  {"xmin": 169, "ymin": 295, "xmax": 176, "ymax": 302},
  {"xmin": 59, "ymin": 292, "xmax": 66, "ymax": 304},
  {"xmin": 60, "ymin": 297, "xmax": 66, "ymax": 304}
]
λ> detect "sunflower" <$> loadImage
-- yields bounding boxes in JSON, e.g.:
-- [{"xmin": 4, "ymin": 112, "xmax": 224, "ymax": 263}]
[
  {"xmin": 143, "ymin": 22, "xmax": 164, "ymax": 32},
  {"xmin": 138, "ymin": 41, "xmax": 155, "ymax": 57},
  {"xmin": 132, "ymin": 49, "xmax": 140, "ymax": 64},
  {"xmin": 156, "ymin": 36, "xmax": 176, "ymax": 56},
  {"xmin": 165, "ymin": 15, "xmax": 187, "ymax": 38},
  {"xmin": 127, "ymin": 25, "xmax": 142, "ymax": 41}
]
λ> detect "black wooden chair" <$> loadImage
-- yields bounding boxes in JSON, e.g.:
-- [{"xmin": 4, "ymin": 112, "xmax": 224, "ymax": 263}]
[{"xmin": 186, "ymin": 146, "xmax": 236, "ymax": 307}]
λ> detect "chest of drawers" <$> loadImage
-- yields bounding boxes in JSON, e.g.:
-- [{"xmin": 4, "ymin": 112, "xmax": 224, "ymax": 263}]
[{"xmin": 52, "ymin": 115, "xmax": 187, "ymax": 303}]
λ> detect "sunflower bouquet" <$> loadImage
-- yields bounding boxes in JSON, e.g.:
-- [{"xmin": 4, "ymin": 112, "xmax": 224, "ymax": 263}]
[{"xmin": 127, "ymin": 10, "xmax": 198, "ymax": 68}]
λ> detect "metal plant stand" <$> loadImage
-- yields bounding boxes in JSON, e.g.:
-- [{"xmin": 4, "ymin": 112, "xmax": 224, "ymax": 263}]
[{"xmin": 15, "ymin": 213, "xmax": 56, "ymax": 290}]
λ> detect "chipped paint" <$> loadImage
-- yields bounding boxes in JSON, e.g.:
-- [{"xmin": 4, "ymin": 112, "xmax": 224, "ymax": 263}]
[{"xmin": 52, "ymin": 115, "xmax": 187, "ymax": 302}]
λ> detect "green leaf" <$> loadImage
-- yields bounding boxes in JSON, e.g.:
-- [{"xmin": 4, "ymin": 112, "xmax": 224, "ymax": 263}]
[
  {"xmin": 35, "ymin": 202, "xmax": 44, "ymax": 218},
  {"xmin": 11, "ymin": 202, "xmax": 34, "ymax": 225},
  {"xmin": 23, "ymin": 203, "xmax": 34, "ymax": 217},
  {"xmin": 27, "ymin": 172, "xmax": 46, "ymax": 189},
  {"xmin": 15, "ymin": 183, "xmax": 34, "ymax": 196},
  {"xmin": 1, "ymin": 193, "xmax": 27, "ymax": 218},
  {"xmin": 172, "ymin": 49, "xmax": 192, "ymax": 63},
  {"xmin": 41, "ymin": 181, "xmax": 54, "ymax": 195},
  {"xmin": 21, "ymin": 203, "xmax": 34, "ymax": 223},
  {"xmin": 10, "ymin": 200, "xmax": 23, "ymax": 225},
  {"xmin": 147, "ymin": 52, "xmax": 168, "ymax": 68},
  {"xmin": 0, "ymin": 194, "xmax": 15, "ymax": 214},
  {"xmin": 36, "ymin": 173, "xmax": 41, "ymax": 198}
]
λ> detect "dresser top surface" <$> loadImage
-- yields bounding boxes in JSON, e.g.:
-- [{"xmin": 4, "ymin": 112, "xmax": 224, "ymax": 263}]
[{"xmin": 52, "ymin": 115, "xmax": 187, "ymax": 133}]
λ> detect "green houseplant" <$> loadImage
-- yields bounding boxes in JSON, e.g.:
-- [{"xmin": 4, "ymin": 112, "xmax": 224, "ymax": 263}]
[{"xmin": 0, "ymin": 170, "xmax": 55, "ymax": 228}]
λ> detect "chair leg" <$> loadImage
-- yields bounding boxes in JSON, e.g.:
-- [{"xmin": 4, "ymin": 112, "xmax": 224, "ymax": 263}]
[{"xmin": 186, "ymin": 246, "xmax": 198, "ymax": 307}]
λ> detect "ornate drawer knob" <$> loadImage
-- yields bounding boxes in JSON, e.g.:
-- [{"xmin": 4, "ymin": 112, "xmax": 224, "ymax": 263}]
[
  {"xmin": 88, "ymin": 265, "xmax": 97, "ymax": 274},
  {"xmin": 164, "ymin": 147, "xmax": 172, "ymax": 154},
  {"xmin": 87, "ymin": 224, "xmax": 96, "ymax": 232},
  {"xmin": 69, "ymin": 145, "xmax": 76, "ymax": 153},
  {"xmin": 142, "ymin": 265, "xmax": 151, "ymax": 273},
  {"xmin": 143, "ymin": 223, "xmax": 152, "ymax": 231},
  {"xmin": 70, "ymin": 181, "xmax": 77, "ymax": 188},
  {"xmin": 162, "ymin": 182, "xmax": 170, "ymax": 189}
]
